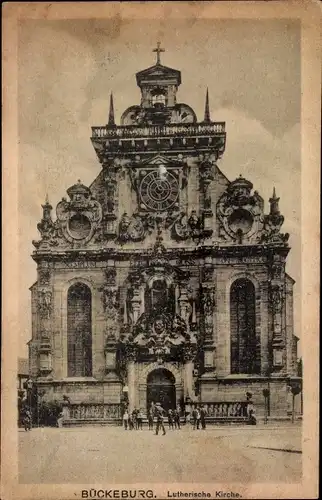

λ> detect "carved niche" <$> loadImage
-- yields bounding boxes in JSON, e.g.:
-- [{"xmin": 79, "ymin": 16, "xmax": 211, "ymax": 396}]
[
  {"xmin": 217, "ymin": 176, "xmax": 265, "ymax": 243},
  {"xmin": 56, "ymin": 180, "xmax": 103, "ymax": 245}
]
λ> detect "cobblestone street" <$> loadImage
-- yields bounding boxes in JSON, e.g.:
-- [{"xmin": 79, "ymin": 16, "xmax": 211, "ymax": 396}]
[{"xmin": 19, "ymin": 423, "xmax": 302, "ymax": 484}]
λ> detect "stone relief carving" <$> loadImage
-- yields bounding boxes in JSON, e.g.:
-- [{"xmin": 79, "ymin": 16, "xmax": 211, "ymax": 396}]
[
  {"xmin": 37, "ymin": 288, "xmax": 52, "ymax": 319},
  {"xmin": 217, "ymin": 175, "xmax": 265, "ymax": 243},
  {"xmin": 55, "ymin": 181, "xmax": 103, "ymax": 245}
]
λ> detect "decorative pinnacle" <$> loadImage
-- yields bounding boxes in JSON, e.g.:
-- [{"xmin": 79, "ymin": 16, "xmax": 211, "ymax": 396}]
[
  {"xmin": 269, "ymin": 187, "xmax": 280, "ymax": 215},
  {"xmin": 203, "ymin": 87, "xmax": 211, "ymax": 123},
  {"xmin": 108, "ymin": 92, "xmax": 116, "ymax": 127},
  {"xmin": 42, "ymin": 192, "xmax": 52, "ymax": 209},
  {"xmin": 153, "ymin": 42, "xmax": 165, "ymax": 65}
]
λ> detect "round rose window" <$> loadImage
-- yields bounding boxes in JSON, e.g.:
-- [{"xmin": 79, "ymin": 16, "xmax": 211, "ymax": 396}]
[
  {"xmin": 228, "ymin": 209, "xmax": 254, "ymax": 234},
  {"xmin": 68, "ymin": 214, "xmax": 91, "ymax": 240}
]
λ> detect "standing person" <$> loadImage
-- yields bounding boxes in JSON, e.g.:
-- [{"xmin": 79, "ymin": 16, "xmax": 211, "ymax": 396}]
[
  {"xmin": 200, "ymin": 405, "xmax": 207, "ymax": 430},
  {"xmin": 137, "ymin": 409, "xmax": 143, "ymax": 430},
  {"xmin": 154, "ymin": 402, "xmax": 166, "ymax": 436},
  {"xmin": 128, "ymin": 412, "xmax": 134, "ymax": 430},
  {"xmin": 192, "ymin": 406, "xmax": 200, "ymax": 430},
  {"xmin": 168, "ymin": 409, "xmax": 174, "ymax": 430},
  {"xmin": 23, "ymin": 409, "xmax": 32, "ymax": 431},
  {"xmin": 132, "ymin": 409, "xmax": 138, "ymax": 430},
  {"xmin": 196, "ymin": 407, "xmax": 201, "ymax": 429},
  {"xmin": 123, "ymin": 409, "xmax": 129, "ymax": 430},
  {"xmin": 148, "ymin": 408, "xmax": 154, "ymax": 430},
  {"xmin": 174, "ymin": 407, "xmax": 181, "ymax": 430}
]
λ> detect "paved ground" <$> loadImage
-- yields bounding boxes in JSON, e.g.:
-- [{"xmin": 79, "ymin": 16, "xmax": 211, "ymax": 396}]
[{"xmin": 19, "ymin": 423, "xmax": 302, "ymax": 484}]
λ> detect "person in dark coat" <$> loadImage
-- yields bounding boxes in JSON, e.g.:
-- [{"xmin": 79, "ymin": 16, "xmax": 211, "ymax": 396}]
[
  {"xmin": 137, "ymin": 409, "xmax": 143, "ymax": 430},
  {"xmin": 154, "ymin": 403, "xmax": 166, "ymax": 436},
  {"xmin": 200, "ymin": 406, "xmax": 207, "ymax": 429},
  {"xmin": 168, "ymin": 409, "xmax": 174, "ymax": 430},
  {"xmin": 192, "ymin": 406, "xmax": 200, "ymax": 430},
  {"xmin": 174, "ymin": 407, "xmax": 181, "ymax": 429},
  {"xmin": 148, "ymin": 408, "xmax": 154, "ymax": 430},
  {"xmin": 132, "ymin": 409, "xmax": 138, "ymax": 429}
]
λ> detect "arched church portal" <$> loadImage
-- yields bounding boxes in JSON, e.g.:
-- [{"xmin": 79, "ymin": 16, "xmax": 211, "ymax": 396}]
[{"xmin": 147, "ymin": 368, "xmax": 176, "ymax": 411}]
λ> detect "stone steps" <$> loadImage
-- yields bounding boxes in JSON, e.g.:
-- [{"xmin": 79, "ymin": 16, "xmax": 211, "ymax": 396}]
[{"xmin": 63, "ymin": 417, "xmax": 250, "ymax": 427}]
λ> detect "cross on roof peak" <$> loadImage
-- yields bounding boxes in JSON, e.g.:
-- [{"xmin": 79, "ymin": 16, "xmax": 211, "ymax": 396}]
[{"xmin": 153, "ymin": 42, "xmax": 165, "ymax": 65}]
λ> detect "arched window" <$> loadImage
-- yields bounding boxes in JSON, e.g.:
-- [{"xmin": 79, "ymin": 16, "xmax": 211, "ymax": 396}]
[
  {"xmin": 67, "ymin": 283, "xmax": 92, "ymax": 377},
  {"xmin": 230, "ymin": 278, "xmax": 259, "ymax": 374}
]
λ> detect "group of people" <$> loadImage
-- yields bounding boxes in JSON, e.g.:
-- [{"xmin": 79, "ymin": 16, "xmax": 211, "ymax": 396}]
[
  {"xmin": 189, "ymin": 405, "xmax": 208, "ymax": 430},
  {"xmin": 122, "ymin": 403, "xmax": 181, "ymax": 434},
  {"xmin": 122, "ymin": 408, "xmax": 144, "ymax": 430},
  {"xmin": 122, "ymin": 403, "xmax": 209, "ymax": 434}
]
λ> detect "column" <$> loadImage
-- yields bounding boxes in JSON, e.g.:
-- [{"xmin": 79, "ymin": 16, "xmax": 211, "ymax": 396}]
[
  {"xmin": 183, "ymin": 345, "xmax": 197, "ymax": 400},
  {"xmin": 184, "ymin": 360, "xmax": 194, "ymax": 399},
  {"xmin": 126, "ymin": 346, "xmax": 137, "ymax": 412},
  {"xmin": 37, "ymin": 263, "xmax": 53, "ymax": 378},
  {"xmin": 127, "ymin": 361, "xmax": 136, "ymax": 412}
]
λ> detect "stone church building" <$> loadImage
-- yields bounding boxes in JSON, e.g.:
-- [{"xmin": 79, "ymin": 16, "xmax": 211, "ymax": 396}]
[{"xmin": 29, "ymin": 46, "xmax": 299, "ymax": 423}]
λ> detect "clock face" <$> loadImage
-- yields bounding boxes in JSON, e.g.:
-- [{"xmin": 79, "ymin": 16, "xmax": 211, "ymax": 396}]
[
  {"xmin": 171, "ymin": 104, "xmax": 196, "ymax": 124},
  {"xmin": 139, "ymin": 170, "xmax": 179, "ymax": 211}
]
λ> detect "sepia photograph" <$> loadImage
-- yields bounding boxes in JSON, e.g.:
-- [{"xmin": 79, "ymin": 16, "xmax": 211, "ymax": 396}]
[{"xmin": 1, "ymin": 2, "xmax": 320, "ymax": 499}]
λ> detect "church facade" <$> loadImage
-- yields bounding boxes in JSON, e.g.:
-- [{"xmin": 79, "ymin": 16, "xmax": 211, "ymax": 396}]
[{"xmin": 29, "ymin": 46, "xmax": 299, "ymax": 423}]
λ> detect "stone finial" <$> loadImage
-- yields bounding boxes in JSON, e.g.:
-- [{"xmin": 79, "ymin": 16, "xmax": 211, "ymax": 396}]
[
  {"xmin": 108, "ymin": 92, "xmax": 116, "ymax": 128},
  {"xmin": 269, "ymin": 187, "xmax": 280, "ymax": 215},
  {"xmin": 203, "ymin": 87, "xmax": 211, "ymax": 123}
]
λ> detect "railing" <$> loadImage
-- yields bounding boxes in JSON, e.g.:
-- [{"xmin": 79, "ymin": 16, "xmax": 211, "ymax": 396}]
[
  {"xmin": 63, "ymin": 403, "xmax": 122, "ymax": 421},
  {"xmin": 91, "ymin": 122, "xmax": 226, "ymax": 139}
]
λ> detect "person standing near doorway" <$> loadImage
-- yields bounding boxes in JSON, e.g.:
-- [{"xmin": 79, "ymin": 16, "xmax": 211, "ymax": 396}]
[{"xmin": 154, "ymin": 402, "xmax": 166, "ymax": 436}]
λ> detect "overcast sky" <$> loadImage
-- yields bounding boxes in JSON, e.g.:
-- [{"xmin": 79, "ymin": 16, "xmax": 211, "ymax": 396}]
[{"xmin": 18, "ymin": 18, "xmax": 301, "ymax": 357}]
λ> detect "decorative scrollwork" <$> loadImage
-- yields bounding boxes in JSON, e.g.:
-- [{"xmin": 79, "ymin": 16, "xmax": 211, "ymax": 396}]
[
  {"xmin": 217, "ymin": 175, "xmax": 265, "ymax": 243},
  {"xmin": 55, "ymin": 182, "xmax": 103, "ymax": 245}
]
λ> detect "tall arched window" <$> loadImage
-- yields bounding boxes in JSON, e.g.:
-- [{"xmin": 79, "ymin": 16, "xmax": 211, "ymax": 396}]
[
  {"xmin": 67, "ymin": 283, "xmax": 92, "ymax": 377},
  {"xmin": 230, "ymin": 278, "xmax": 259, "ymax": 374}
]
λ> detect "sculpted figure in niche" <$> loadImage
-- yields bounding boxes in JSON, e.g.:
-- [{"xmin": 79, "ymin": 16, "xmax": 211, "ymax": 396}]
[
  {"xmin": 203, "ymin": 289, "xmax": 215, "ymax": 316},
  {"xmin": 271, "ymin": 285, "xmax": 282, "ymax": 312},
  {"xmin": 38, "ymin": 289, "xmax": 52, "ymax": 319}
]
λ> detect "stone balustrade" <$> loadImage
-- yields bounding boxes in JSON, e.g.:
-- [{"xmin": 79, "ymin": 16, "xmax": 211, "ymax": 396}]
[
  {"xmin": 63, "ymin": 403, "xmax": 122, "ymax": 424},
  {"xmin": 202, "ymin": 401, "xmax": 249, "ymax": 418},
  {"xmin": 91, "ymin": 122, "xmax": 226, "ymax": 139}
]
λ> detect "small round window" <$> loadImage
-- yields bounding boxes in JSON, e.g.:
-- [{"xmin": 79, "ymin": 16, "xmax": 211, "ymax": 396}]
[{"xmin": 68, "ymin": 214, "xmax": 91, "ymax": 240}]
